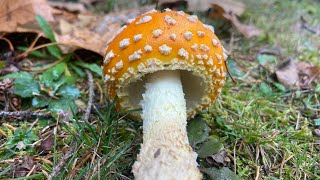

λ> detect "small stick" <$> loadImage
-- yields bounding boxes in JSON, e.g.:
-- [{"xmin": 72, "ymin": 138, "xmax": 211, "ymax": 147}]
[
  {"xmin": 83, "ymin": 70, "xmax": 94, "ymax": 122},
  {"xmin": 48, "ymin": 143, "xmax": 76, "ymax": 180},
  {"xmin": 0, "ymin": 37, "xmax": 14, "ymax": 52},
  {"xmin": 0, "ymin": 111, "xmax": 51, "ymax": 119},
  {"xmin": 255, "ymin": 166, "xmax": 260, "ymax": 180}
]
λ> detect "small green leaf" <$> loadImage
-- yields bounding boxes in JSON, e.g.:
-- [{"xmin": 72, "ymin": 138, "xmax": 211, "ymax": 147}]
[
  {"xmin": 201, "ymin": 167, "xmax": 242, "ymax": 180},
  {"xmin": 226, "ymin": 60, "xmax": 244, "ymax": 78},
  {"xmin": 40, "ymin": 62, "xmax": 66, "ymax": 87},
  {"xmin": 272, "ymin": 82, "xmax": 286, "ymax": 92},
  {"xmin": 75, "ymin": 62, "xmax": 102, "ymax": 77},
  {"xmin": 257, "ymin": 54, "xmax": 277, "ymax": 65},
  {"xmin": 48, "ymin": 98, "xmax": 78, "ymax": 120},
  {"xmin": 57, "ymin": 84, "xmax": 80, "ymax": 99},
  {"xmin": 187, "ymin": 116, "xmax": 211, "ymax": 146},
  {"xmin": 14, "ymin": 78, "xmax": 40, "ymax": 97},
  {"xmin": 197, "ymin": 136, "xmax": 224, "ymax": 158},
  {"xmin": 259, "ymin": 82, "xmax": 273, "ymax": 96},
  {"xmin": 2, "ymin": 71, "xmax": 33, "ymax": 80},
  {"xmin": 35, "ymin": 15, "xmax": 61, "ymax": 59},
  {"xmin": 6, "ymin": 128, "xmax": 39, "ymax": 150},
  {"xmin": 69, "ymin": 64, "xmax": 86, "ymax": 77},
  {"xmin": 32, "ymin": 96, "xmax": 50, "ymax": 108}
]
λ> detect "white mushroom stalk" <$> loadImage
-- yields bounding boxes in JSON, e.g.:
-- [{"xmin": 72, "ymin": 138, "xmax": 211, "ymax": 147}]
[{"xmin": 132, "ymin": 70, "xmax": 202, "ymax": 179}]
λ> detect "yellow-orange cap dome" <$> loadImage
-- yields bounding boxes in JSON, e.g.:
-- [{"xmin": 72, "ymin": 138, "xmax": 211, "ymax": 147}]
[{"xmin": 102, "ymin": 9, "xmax": 228, "ymax": 118}]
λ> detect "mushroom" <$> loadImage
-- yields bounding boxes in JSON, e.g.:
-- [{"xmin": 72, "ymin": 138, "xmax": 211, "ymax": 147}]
[{"xmin": 102, "ymin": 9, "xmax": 228, "ymax": 179}]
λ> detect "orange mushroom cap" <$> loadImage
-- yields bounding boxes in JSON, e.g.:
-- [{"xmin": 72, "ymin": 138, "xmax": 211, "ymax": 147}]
[{"xmin": 102, "ymin": 9, "xmax": 228, "ymax": 118}]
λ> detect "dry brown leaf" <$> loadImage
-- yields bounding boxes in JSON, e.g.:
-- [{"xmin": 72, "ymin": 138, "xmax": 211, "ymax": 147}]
[
  {"xmin": 223, "ymin": 13, "xmax": 262, "ymax": 38},
  {"xmin": 276, "ymin": 60, "xmax": 300, "ymax": 88},
  {"xmin": 276, "ymin": 60, "xmax": 320, "ymax": 88},
  {"xmin": 48, "ymin": 1, "xmax": 87, "ymax": 13},
  {"xmin": 188, "ymin": 0, "xmax": 245, "ymax": 16},
  {"xmin": 12, "ymin": 156, "xmax": 35, "ymax": 177},
  {"xmin": 56, "ymin": 5, "xmax": 154, "ymax": 55},
  {"xmin": 0, "ymin": 0, "xmax": 54, "ymax": 32},
  {"xmin": 40, "ymin": 134, "xmax": 54, "ymax": 151}
]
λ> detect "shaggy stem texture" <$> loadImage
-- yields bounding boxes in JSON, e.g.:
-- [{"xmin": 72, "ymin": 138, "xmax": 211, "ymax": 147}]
[{"xmin": 132, "ymin": 71, "xmax": 202, "ymax": 180}]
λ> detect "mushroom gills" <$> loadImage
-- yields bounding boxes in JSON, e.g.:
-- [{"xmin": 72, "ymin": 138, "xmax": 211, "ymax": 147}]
[{"xmin": 127, "ymin": 70, "xmax": 207, "ymax": 116}]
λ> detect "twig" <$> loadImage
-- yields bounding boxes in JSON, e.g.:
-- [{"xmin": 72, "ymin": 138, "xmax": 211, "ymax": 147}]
[
  {"xmin": 255, "ymin": 166, "xmax": 260, "ymax": 180},
  {"xmin": 83, "ymin": 70, "xmax": 94, "ymax": 122},
  {"xmin": 0, "ymin": 37, "xmax": 14, "ymax": 52},
  {"xmin": 20, "ymin": 57, "xmax": 65, "ymax": 72},
  {"xmin": 279, "ymin": 154, "xmax": 294, "ymax": 179},
  {"xmin": 48, "ymin": 143, "xmax": 76, "ymax": 180},
  {"xmin": 0, "ymin": 110, "xmax": 51, "ymax": 119}
]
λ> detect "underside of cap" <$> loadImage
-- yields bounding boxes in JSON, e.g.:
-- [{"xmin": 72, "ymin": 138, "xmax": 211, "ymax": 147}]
[{"xmin": 102, "ymin": 10, "xmax": 228, "ymax": 119}]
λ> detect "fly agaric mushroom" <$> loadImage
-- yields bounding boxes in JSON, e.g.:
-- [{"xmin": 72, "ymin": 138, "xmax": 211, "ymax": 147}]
[{"xmin": 103, "ymin": 9, "xmax": 228, "ymax": 179}]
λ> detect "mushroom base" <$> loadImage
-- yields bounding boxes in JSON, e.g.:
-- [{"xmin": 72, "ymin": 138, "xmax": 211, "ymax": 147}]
[{"xmin": 133, "ymin": 71, "xmax": 202, "ymax": 179}]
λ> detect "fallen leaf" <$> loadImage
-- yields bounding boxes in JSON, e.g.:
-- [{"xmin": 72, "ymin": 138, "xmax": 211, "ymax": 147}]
[
  {"xmin": 48, "ymin": 1, "xmax": 87, "ymax": 13},
  {"xmin": 223, "ymin": 13, "xmax": 262, "ymax": 38},
  {"xmin": 12, "ymin": 156, "xmax": 35, "ymax": 177},
  {"xmin": 206, "ymin": 150, "xmax": 231, "ymax": 167},
  {"xmin": 188, "ymin": 0, "xmax": 245, "ymax": 16},
  {"xmin": 276, "ymin": 60, "xmax": 320, "ymax": 88},
  {"xmin": 276, "ymin": 60, "xmax": 300, "ymax": 88},
  {"xmin": 187, "ymin": 116, "xmax": 211, "ymax": 147},
  {"xmin": 158, "ymin": 0, "xmax": 245, "ymax": 15},
  {"xmin": 197, "ymin": 136, "xmax": 224, "ymax": 158},
  {"xmin": 56, "ymin": 5, "xmax": 154, "ymax": 55},
  {"xmin": 40, "ymin": 134, "xmax": 54, "ymax": 151},
  {"xmin": 0, "ymin": 0, "xmax": 54, "ymax": 32}
]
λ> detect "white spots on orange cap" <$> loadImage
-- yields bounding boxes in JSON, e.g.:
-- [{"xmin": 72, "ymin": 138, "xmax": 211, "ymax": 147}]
[
  {"xmin": 138, "ymin": 63, "xmax": 146, "ymax": 72},
  {"xmin": 204, "ymin": 24, "xmax": 215, "ymax": 34},
  {"xmin": 164, "ymin": 15, "xmax": 177, "ymax": 25},
  {"xmin": 127, "ymin": 18, "xmax": 135, "ymax": 24},
  {"xmin": 198, "ymin": 60, "xmax": 204, "ymax": 65},
  {"xmin": 170, "ymin": 33, "xmax": 177, "ymax": 41},
  {"xmin": 216, "ymin": 53, "xmax": 222, "ymax": 64},
  {"xmin": 128, "ymin": 49, "xmax": 142, "ymax": 62},
  {"xmin": 164, "ymin": 8, "xmax": 172, "ymax": 11},
  {"xmin": 197, "ymin": 31, "xmax": 205, "ymax": 37},
  {"xmin": 202, "ymin": 54, "xmax": 208, "ymax": 60},
  {"xmin": 104, "ymin": 74, "xmax": 111, "ymax": 81},
  {"xmin": 159, "ymin": 44, "xmax": 172, "ymax": 55},
  {"xmin": 144, "ymin": 45, "xmax": 153, "ymax": 52},
  {"xmin": 207, "ymin": 58, "xmax": 214, "ymax": 66},
  {"xmin": 128, "ymin": 67, "xmax": 135, "ymax": 74},
  {"xmin": 115, "ymin": 25, "xmax": 127, "ymax": 37},
  {"xmin": 104, "ymin": 50, "xmax": 115, "ymax": 64},
  {"xmin": 196, "ymin": 54, "xmax": 202, "ymax": 60},
  {"xmin": 212, "ymin": 38, "xmax": 219, "ymax": 46},
  {"xmin": 187, "ymin": 16, "xmax": 197, "ymax": 23},
  {"xmin": 184, "ymin": 31, "xmax": 193, "ymax": 41},
  {"xmin": 122, "ymin": 73, "xmax": 130, "ymax": 79},
  {"xmin": 115, "ymin": 60, "xmax": 123, "ymax": 70},
  {"xmin": 133, "ymin": 34, "xmax": 143, "ymax": 42},
  {"xmin": 178, "ymin": 48, "xmax": 189, "ymax": 59},
  {"xmin": 200, "ymin": 44, "xmax": 210, "ymax": 52},
  {"xmin": 136, "ymin": 16, "xmax": 152, "ymax": 24},
  {"xmin": 111, "ymin": 67, "xmax": 117, "ymax": 74},
  {"xmin": 223, "ymin": 53, "xmax": 228, "ymax": 61},
  {"xmin": 119, "ymin": 38, "xmax": 130, "ymax": 49},
  {"xmin": 191, "ymin": 43, "xmax": 198, "ymax": 51},
  {"xmin": 153, "ymin": 29, "xmax": 163, "ymax": 38},
  {"xmin": 176, "ymin": 11, "xmax": 185, "ymax": 16}
]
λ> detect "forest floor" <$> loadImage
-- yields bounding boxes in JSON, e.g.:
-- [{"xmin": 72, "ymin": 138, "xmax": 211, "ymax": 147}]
[{"xmin": 0, "ymin": 0, "xmax": 319, "ymax": 179}]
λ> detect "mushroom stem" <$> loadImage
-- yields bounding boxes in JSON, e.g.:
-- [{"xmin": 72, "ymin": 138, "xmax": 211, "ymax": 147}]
[{"xmin": 132, "ymin": 70, "xmax": 202, "ymax": 180}]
